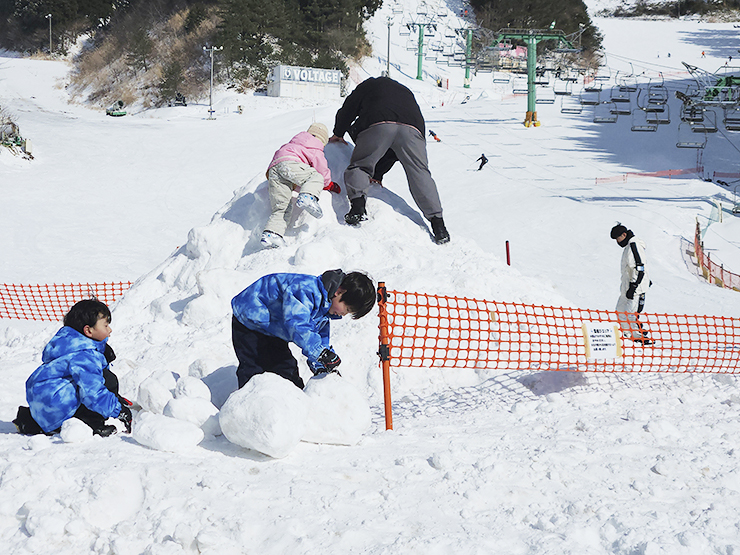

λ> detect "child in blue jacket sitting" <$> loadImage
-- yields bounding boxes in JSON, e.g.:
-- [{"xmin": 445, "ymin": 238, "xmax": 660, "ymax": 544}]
[
  {"xmin": 231, "ymin": 269, "xmax": 375, "ymax": 389},
  {"xmin": 13, "ymin": 299, "xmax": 132, "ymax": 437}
]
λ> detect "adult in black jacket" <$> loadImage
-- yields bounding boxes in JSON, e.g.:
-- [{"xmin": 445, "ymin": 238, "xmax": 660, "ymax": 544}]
[{"xmin": 330, "ymin": 76, "xmax": 450, "ymax": 244}]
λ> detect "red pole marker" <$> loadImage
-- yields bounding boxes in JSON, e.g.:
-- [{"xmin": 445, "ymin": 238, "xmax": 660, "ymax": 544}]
[{"xmin": 506, "ymin": 240, "xmax": 511, "ymax": 266}]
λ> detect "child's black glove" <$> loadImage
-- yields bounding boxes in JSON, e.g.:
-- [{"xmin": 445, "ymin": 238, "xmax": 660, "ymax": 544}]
[
  {"xmin": 312, "ymin": 348, "xmax": 342, "ymax": 376},
  {"xmin": 118, "ymin": 404, "xmax": 132, "ymax": 433}
]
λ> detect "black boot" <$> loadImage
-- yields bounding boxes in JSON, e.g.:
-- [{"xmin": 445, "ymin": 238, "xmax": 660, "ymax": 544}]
[
  {"xmin": 344, "ymin": 196, "xmax": 367, "ymax": 226},
  {"xmin": 13, "ymin": 406, "xmax": 46, "ymax": 435},
  {"xmin": 430, "ymin": 216, "xmax": 450, "ymax": 244}
]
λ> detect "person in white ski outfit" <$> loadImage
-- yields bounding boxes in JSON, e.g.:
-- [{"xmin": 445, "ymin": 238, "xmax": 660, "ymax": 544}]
[{"xmin": 611, "ymin": 224, "xmax": 652, "ymax": 344}]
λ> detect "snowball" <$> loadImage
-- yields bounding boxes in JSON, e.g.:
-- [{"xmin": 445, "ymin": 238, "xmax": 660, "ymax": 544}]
[
  {"xmin": 163, "ymin": 397, "xmax": 221, "ymax": 436},
  {"xmin": 138, "ymin": 377, "xmax": 174, "ymax": 414},
  {"xmin": 174, "ymin": 376, "xmax": 212, "ymax": 401},
  {"xmin": 219, "ymin": 373, "xmax": 308, "ymax": 458},
  {"xmin": 60, "ymin": 418, "xmax": 93, "ymax": 443},
  {"xmin": 188, "ymin": 358, "xmax": 210, "ymax": 379},
  {"xmin": 302, "ymin": 373, "xmax": 371, "ymax": 446},
  {"xmin": 132, "ymin": 412, "xmax": 204, "ymax": 453}
]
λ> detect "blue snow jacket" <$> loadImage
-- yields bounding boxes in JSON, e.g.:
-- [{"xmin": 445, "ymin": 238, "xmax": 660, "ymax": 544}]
[
  {"xmin": 231, "ymin": 271, "xmax": 343, "ymax": 366},
  {"xmin": 26, "ymin": 326, "xmax": 122, "ymax": 432}
]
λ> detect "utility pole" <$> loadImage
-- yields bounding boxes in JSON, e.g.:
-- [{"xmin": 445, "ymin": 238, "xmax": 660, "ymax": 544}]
[
  {"xmin": 203, "ymin": 45, "xmax": 223, "ymax": 120},
  {"xmin": 407, "ymin": 22, "xmax": 436, "ymax": 80},
  {"xmin": 494, "ymin": 28, "xmax": 576, "ymax": 127},
  {"xmin": 386, "ymin": 17, "xmax": 393, "ymax": 77},
  {"xmin": 45, "ymin": 14, "xmax": 52, "ymax": 54}
]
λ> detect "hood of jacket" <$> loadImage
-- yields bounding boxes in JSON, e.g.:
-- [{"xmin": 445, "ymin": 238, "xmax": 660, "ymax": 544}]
[
  {"xmin": 41, "ymin": 326, "xmax": 107, "ymax": 365},
  {"xmin": 321, "ymin": 269, "xmax": 345, "ymax": 301}
]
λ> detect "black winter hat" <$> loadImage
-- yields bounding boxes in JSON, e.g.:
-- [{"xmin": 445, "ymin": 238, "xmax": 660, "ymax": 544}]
[{"xmin": 610, "ymin": 224, "xmax": 629, "ymax": 239}]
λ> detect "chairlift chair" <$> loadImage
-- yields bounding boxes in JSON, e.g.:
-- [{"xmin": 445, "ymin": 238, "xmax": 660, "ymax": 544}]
[
  {"xmin": 631, "ymin": 109, "xmax": 658, "ymax": 132},
  {"xmin": 493, "ymin": 71, "xmax": 511, "ymax": 84},
  {"xmin": 584, "ymin": 81, "xmax": 602, "ymax": 93},
  {"xmin": 691, "ymin": 108, "xmax": 718, "ymax": 132},
  {"xmin": 554, "ymin": 79, "xmax": 572, "ymax": 95},
  {"xmin": 680, "ymin": 103, "xmax": 705, "ymax": 123},
  {"xmin": 610, "ymin": 86, "xmax": 631, "ymax": 103},
  {"xmin": 593, "ymin": 102, "xmax": 619, "ymax": 123},
  {"xmin": 560, "ymin": 95, "xmax": 583, "ymax": 114},
  {"xmin": 536, "ymin": 88, "xmax": 556, "ymax": 104},
  {"xmin": 723, "ymin": 105, "xmax": 740, "ymax": 130},
  {"xmin": 579, "ymin": 89, "xmax": 600, "ymax": 105},
  {"xmin": 610, "ymin": 100, "xmax": 631, "ymax": 115},
  {"xmin": 512, "ymin": 76, "xmax": 528, "ymax": 94},
  {"xmin": 399, "ymin": 24, "xmax": 411, "ymax": 36},
  {"xmin": 594, "ymin": 66, "xmax": 611, "ymax": 81},
  {"xmin": 646, "ymin": 104, "xmax": 670, "ymax": 125},
  {"xmin": 677, "ymin": 121, "xmax": 707, "ymax": 148},
  {"xmin": 405, "ymin": 37, "xmax": 417, "ymax": 51}
]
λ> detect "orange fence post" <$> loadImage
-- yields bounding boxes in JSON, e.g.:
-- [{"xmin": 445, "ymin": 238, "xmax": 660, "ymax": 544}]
[{"xmin": 377, "ymin": 282, "xmax": 394, "ymax": 430}]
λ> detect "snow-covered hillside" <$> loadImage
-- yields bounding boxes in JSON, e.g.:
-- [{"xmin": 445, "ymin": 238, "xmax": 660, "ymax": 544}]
[{"xmin": 1, "ymin": 3, "xmax": 740, "ymax": 554}]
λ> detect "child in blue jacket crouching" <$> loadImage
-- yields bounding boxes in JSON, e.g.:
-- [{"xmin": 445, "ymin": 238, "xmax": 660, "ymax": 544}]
[
  {"xmin": 13, "ymin": 299, "xmax": 132, "ymax": 437},
  {"xmin": 231, "ymin": 269, "xmax": 375, "ymax": 389}
]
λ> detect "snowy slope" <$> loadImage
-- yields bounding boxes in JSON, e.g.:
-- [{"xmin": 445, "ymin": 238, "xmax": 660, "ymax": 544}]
[{"xmin": 1, "ymin": 4, "xmax": 740, "ymax": 554}]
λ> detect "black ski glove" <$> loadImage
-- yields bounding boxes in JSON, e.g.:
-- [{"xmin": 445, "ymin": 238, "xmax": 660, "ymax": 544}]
[
  {"xmin": 626, "ymin": 283, "xmax": 637, "ymax": 300},
  {"xmin": 118, "ymin": 404, "xmax": 132, "ymax": 433},
  {"xmin": 312, "ymin": 348, "xmax": 341, "ymax": 375}
]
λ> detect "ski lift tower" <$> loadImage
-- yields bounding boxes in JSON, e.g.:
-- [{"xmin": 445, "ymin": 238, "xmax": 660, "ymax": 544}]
[{"xmin": 494, "ymin": 28, "xmax": 576, "ymax": 127}]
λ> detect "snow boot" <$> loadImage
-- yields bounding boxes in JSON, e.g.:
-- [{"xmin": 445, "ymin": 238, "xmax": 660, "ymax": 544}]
[
  {"xmin": 296, "ymin": 193, "xmax": 323, "ymax": 219},
  {"xmin": 344, "ymin": 196, "xmax": 367, "ymax": 226},
  {"xmin": 12, "ymin": 406, "xmax": 47, "ymax": 435},
  {"xmin": 260, "ymin": 230, "xmax": 286, "ymax": 249},
  {"xmin": 430, "ymin": 216, "xmax": 450, "ymax": 244}
]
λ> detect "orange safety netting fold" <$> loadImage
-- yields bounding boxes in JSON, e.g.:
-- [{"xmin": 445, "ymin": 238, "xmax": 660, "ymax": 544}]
[
  {"xmin": 695, "ymin": 222, "xmax": 740, "ymax": 291},
  {"xmin": 0, "ymin": 282, "xmax": 132, "ymax": 321},
  {"xmin": 381, "ymin": 289, "xmax": 740, "ymax": 374}
]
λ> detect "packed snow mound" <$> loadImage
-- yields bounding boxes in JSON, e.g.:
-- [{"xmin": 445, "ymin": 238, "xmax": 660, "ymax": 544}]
[
  {"xmin": 174, "ymin": 375, "xmax": 212, "ymax": 401},
  {"xmin": 302, "ymin": 373, "xmax": 372, "ymax": 446},
  {"xmin": 219, "ymin": 373, "xmax": 309, "ymax": 458},
  {"xmin": 132, "ymin": 411, "xmax": 205, "ymax": 453}
]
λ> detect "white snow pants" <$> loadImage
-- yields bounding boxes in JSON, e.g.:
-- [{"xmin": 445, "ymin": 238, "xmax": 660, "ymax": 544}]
[{"xmin": 265, "ymin": 161, "xmax": 324, "ymax": 236}]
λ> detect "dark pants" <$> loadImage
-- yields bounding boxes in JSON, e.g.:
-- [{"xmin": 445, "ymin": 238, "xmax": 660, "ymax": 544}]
[
  {"xmin": 232, "ymin": 316, "xmax": 304, "ymax": 389},
  {"xmin": 14, "ymin": 368, "xmax": 121, "ymax": 435}
]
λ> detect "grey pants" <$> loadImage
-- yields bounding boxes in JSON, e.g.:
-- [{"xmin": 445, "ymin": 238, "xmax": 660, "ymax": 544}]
[
  {"xmin": 344, "ymin": 123, "xmax": 443, "ymax": 220},
  {"xmin": 265, "ymin": 161, "xmax": 324, "ymax": 236}
]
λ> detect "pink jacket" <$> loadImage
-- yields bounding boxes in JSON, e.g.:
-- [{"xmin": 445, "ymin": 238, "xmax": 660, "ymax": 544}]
[{"xmin": 268, "ymin": 132, "xmax": 331, "ymax": 187}]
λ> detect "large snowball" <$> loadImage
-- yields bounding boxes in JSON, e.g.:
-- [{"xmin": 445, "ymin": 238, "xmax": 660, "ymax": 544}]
[
  {"xmin": 137, "ymin": 377, "xmax": 174, "ymax": 414},
  {"xmin": 174, "ymin": 376, "xmax": 212, "ymax": 401},
  {"xmin": 219, "ymin": 373, "xmax": 308, "ymax": 458},
  {"xmin": 163, "ymin": 397, "xmax": 221, "ymax": 436},
  {"xmin": 302, "ymin": 373, "xmax": 371, "ymax": 446},
  {"xmin": 132, "ymin": 412, "xmax": 204, "ymax": 453}
]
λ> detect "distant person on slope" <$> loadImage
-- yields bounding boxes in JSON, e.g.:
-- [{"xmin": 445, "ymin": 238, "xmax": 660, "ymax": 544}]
[
  {"xmin": 13, "ymin": 299, "xmax": 133, "ymax": 436},
  {"xmin": 611, "ymin": 224, "xmax": 653, "ymax": 345},
  {"xmin": 329, "ymin": 76, "xmax": 450, "ymax": 244},
  {"xmin": 231, "ymin": 270, "xmax": 376, "ymax": 389},
  {"xmin": 261, "ymin": 123, "xmax": 337, "ymax": 249}
]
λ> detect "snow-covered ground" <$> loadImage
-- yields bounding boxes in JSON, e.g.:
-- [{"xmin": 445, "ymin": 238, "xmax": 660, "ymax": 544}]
[{"xmin": 2, "ymin": 3, "xmax": 740, "ymax": 553}]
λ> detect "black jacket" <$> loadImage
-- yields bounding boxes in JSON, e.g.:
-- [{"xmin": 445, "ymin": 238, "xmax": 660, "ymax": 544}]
[{"xmin": 333, "ymin": 77, "xmax": 426, "ymax": 140}]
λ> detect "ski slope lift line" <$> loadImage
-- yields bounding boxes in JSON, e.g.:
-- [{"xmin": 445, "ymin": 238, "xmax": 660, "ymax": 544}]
[
  {"xmin": 377, "ymin": 283, "xmax": 740, "ymax": 430},
  {"xmin": 0, "ymin": 282, "xmax": 132, "ymax": 320}
]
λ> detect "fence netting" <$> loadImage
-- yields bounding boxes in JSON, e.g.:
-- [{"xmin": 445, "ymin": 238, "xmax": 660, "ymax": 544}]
[
  {"xmin": 694, "ymin": 222, "xmax": 740, "ymax": 291},
  {"xmin": 0, "ymin": 282, "xmax": 132, "ymax": 321},
  {"xmin": 381, "ymin": 289, "xmax": 740, "ymax": 374}
]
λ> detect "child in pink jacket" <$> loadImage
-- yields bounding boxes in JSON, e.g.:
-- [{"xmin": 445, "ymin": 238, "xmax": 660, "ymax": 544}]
[{"xmin": 262, "ymin": 123, "xmax": 333, "ymax": 248}]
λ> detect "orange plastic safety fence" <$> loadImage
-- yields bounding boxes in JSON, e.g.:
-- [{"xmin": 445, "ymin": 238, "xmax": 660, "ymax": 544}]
[
  {"xmin": 695, "ymin": 222, "xmax": 740, "ymax": 291},
  {"xmin": 382, "ymin": 289, "xmax": 740, "ymax": 374},
  {"xmin": 0, "ymin": 282, "xmax": 132, "ymax": 321}
]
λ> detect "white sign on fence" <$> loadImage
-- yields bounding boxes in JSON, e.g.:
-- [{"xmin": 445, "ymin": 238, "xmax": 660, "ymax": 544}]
[{"xmin": 582, "ymin": 322, "xmax": 623, "ymax": 360}]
